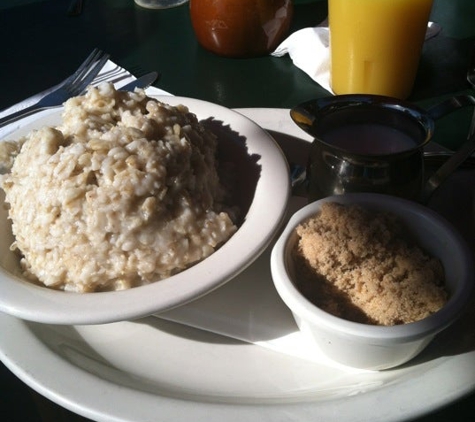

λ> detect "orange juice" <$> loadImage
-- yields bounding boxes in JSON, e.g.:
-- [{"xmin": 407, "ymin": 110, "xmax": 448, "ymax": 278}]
[{"xmin": 329, "ymin": 0, "xmax": 433, "ymax": 99}]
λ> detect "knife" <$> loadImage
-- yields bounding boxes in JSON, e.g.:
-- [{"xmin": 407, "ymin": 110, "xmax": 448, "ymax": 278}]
[{"xmin": 119, "ymin": 71, "xmax": 159, "ymax": 92}]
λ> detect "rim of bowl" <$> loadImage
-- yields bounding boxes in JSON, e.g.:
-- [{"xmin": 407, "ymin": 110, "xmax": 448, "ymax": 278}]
[
  {"xmin": 0, "ymin": 95, "xmax": 291, "ymax": 325},
  {"xmin": 271, "ymin": 193, "xmax": 474, "ymax": 342}
]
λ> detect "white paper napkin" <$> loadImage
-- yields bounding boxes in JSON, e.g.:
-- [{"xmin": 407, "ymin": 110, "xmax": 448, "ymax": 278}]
[
  {"xmin": 0, "ymin": 60, "xmax": 170, "ymax": 139},
  {"xmin": 271, "ymin": 21, "xmax": 442, "ymax": 93}
]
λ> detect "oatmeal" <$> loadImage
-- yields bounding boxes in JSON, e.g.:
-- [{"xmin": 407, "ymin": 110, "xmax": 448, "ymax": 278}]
[{"xmin": 0, "ymin": 83, "xmax": 237, "ymax": 292}]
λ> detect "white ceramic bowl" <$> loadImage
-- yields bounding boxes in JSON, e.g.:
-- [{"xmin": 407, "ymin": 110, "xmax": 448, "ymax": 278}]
[
  {"xmin": 271, "ymin": 193, "xmax": 474, "ymax": 370},
  {"xmin": 0, "ymin": 96, "xmax": 290, "ymax": 325}
]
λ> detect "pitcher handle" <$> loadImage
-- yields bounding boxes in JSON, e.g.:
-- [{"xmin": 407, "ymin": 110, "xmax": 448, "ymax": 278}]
[
  {"xmin": 427, "ymin": 94, "xmax": 475, "ymax": 120},
  {"xmin": 421, "ymin": 131, "xmax": 475, "ymax": 204}
]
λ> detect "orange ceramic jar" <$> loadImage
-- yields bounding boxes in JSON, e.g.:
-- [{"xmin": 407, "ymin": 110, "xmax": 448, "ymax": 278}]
[{"xmin": 190, "ymin": 0, "xmax": 293, "ymax": 58}]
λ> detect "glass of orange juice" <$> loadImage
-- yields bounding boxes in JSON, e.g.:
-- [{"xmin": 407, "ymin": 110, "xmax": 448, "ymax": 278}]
[{"xmin": 329, "ymin": 0, "xmax": 434, "ymax": 99}]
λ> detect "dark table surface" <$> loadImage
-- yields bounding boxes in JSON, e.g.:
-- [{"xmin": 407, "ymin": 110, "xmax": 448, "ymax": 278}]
[{"xmin": 1, "ymin": 0, "xmax": 474, "ymax": 421}]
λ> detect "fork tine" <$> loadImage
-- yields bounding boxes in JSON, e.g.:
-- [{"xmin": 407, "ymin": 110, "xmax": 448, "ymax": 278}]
[
  {"xmin": 67, "ymin": 52, "xmax": 111, "ymax": 96},
  {"xmin": 77, "ymin": 53, "xmax": 111, "ymax": 91},
  {"xmin": 59, "ymin": 48, "xmax": 102, "ymax": 87},
  {"xmin": 68, "ymin": 49, "xmax": 104, "ymax": 86}
]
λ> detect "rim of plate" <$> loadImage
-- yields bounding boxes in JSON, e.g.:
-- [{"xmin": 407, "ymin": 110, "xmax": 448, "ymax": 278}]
[{"xmin": 1, "ymin": 312, "xmax": 474, "ymax": 422}]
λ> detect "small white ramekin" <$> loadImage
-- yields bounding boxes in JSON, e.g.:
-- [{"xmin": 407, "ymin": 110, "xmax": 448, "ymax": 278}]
[{"xmin": 271, "ymin": 193, "xmax": 474, "ymax": 370}]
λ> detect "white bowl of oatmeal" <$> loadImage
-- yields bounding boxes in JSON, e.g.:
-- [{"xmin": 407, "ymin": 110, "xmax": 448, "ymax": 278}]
[
  {"xmin": 0, "ymin": 85, "xmax": 290, "ymax": 325},
  {"xmin": 270, "ymin": 193, "xmax": 474, "ymax": 370}
]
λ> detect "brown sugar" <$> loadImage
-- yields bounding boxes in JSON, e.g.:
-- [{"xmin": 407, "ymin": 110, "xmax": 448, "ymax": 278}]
[{"xmin": 293, "ymin": 202, "xmax": 448, "ymax": 326}]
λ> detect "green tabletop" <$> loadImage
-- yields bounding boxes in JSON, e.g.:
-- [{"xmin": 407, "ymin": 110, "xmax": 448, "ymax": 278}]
[
  {"xmin": 1, "ymin": 0, "xmax": 474, "ymax": 148},
  {"xmin": 0, "ymin": 1, "xmax": 474, "ymax": 421}
]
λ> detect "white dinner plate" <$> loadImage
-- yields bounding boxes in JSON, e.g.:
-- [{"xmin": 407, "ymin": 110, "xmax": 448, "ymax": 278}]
[
  {"xmin": 0, "ymin": 96, "xmax": 290, "ymax": 325},
  {"xmin": 0, "ymin": 108, "xmax": 474, "ymax": 422}
]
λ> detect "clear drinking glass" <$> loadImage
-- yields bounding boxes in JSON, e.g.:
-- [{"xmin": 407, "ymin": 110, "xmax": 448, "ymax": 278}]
[{"xmin": 134, "ymin": 0, "xmax": 188, "ymax": 9}]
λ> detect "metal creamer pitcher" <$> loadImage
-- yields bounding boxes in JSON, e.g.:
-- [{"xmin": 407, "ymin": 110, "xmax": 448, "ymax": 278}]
[{"xmin": 290, "ymin": 94, "xmax": 475, "ymax": 203}]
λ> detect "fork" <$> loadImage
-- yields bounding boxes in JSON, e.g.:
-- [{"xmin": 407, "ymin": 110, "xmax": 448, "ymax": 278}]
[{"xmin": 0, "ymin": 49, "xmax": 110, "ymax": 129}]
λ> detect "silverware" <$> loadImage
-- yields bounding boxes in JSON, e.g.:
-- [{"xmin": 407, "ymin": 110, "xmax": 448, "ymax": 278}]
[
  {"xmin": 0, "ymin": 49, "xmax": 109, "ymax": 129},
  {"xmin": 118, "ymin": 71, "xmax": 159, "ymax": 92}
]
